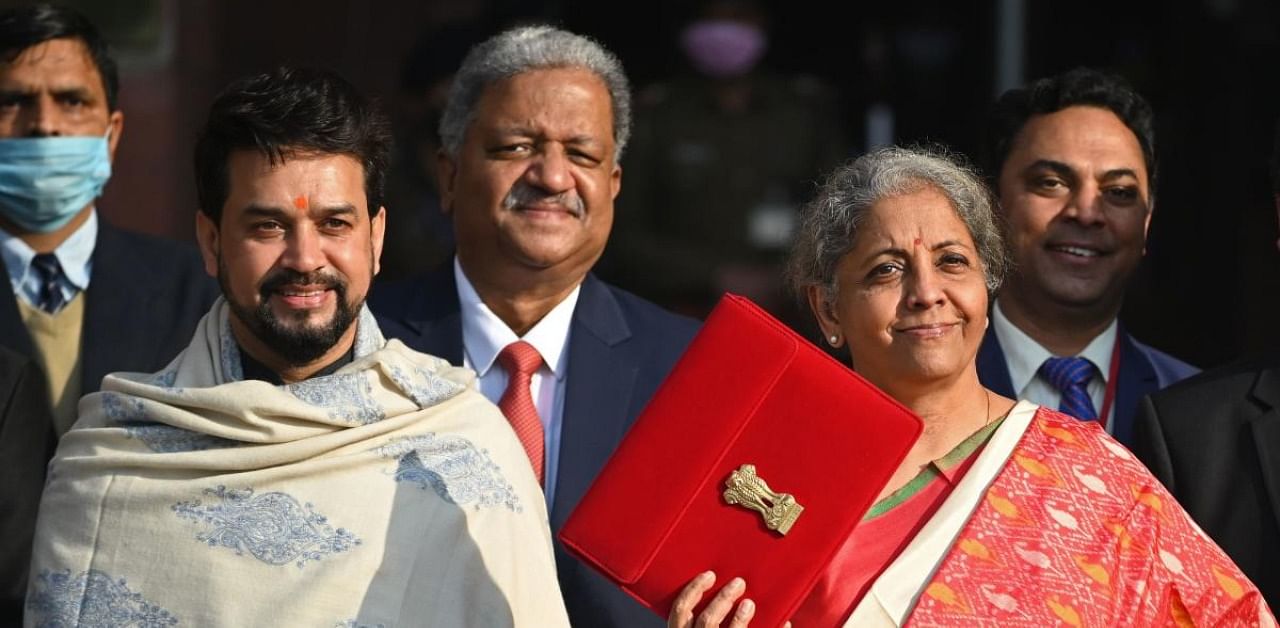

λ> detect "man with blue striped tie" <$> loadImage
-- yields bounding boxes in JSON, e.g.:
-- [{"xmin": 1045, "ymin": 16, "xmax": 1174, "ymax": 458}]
[{"xmin": 973, "ymin": 67, "xmax": 1197, "ymax": 446}]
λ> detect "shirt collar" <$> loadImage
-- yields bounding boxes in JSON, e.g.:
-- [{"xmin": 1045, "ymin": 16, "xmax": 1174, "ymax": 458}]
[
  {"xmin": 990, "ymin": 298, "xmax": 1118, "ymax": 392},
  {"xmin": 0, "ymin": 209, "xmax": 97, "ymax": 291},
  {"xmin": 454, "ymin": 257, "xmax": 578, "ymax": 380}
]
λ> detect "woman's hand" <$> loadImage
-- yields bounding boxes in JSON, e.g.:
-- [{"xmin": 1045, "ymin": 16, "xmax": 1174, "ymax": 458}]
[{"xmin": 667, "ymin": 571, "xmax": 791, "ymax": 628}]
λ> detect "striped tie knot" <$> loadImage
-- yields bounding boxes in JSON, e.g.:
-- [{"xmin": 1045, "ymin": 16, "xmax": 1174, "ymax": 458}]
[
  {"xmin": 30, "ymin": 252, "xmax": 67, "ymax": 314},
  {"xmin": 1038, "ymin": 356, "xmax": 1098, "ymax": 421}
]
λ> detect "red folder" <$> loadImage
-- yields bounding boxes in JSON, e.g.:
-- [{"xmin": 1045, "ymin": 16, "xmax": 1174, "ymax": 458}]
[{"xmin": 559, "ymin": 294, "xmax": 923, "ymax": 627}]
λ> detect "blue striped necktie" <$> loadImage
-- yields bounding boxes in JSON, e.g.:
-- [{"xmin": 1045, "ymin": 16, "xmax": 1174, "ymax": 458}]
[
  {"xmin": 1039, "ymin": 356, "xmax": 1098, "ymax": 421},
  {"xmin": 30, "ymin": 252, "xmax": 68, "ymax": 314}
]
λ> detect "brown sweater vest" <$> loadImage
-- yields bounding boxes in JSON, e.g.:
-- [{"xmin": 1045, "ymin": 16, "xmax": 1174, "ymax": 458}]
[{"xmin": 18, "ymin": 294, "xmax": 85, "ymax": 435}]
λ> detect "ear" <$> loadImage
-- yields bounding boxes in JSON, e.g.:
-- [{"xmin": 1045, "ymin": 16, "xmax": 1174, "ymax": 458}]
[
  {"xmin": 106, "ymin": 110, "xmax": 124, "ymax": 163},
  {"xmin": 194, "ymin": 211, "xmax": 220, "ymax": 278},
  {"xmin": 805, "ymin": 285, "xmax": 842, "ymax": 348},
  {"xmin": 610, "ymin": 163, "xmax": 622, "ymax": 201},
  {"xmin": 1140, "ymin": 200, "xmax": 1154, "ymax": 256},
  {"xmin": 436, "ymin": 149, "xmax": 459, "ymax": 215},
  {"xmin": 370, "ymin": 206, "xmax": 387, "ymax": 275}
]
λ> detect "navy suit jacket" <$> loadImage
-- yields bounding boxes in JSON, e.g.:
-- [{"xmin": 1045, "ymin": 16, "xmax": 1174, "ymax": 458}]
[
  {"xmin": 371, "ymin": 268, "xmax": 699, "ymax": 628},
  {"xmin": 0, "ymin": 221, "xmax": 217, "ymax": 623},
  {"xmin": 1131, "ymin": 354, "xmax": 1280, "ymax": 608},
  {"xmin": 0, "ymin": 347, "xmax": 51, "ymax": 623},
  {"xmin": 976, "ymin": 324, "xmax": 1197, "ymax": 445}
]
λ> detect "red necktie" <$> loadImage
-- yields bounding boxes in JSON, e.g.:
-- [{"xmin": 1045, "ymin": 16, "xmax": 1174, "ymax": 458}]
[{"xmin": 497, "ymin": 341, "xmax": 545, "ymax": 484}]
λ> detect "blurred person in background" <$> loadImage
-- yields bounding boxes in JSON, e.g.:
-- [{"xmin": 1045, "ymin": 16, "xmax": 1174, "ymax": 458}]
[
  {"xmin": 1129, "ymin": 119, "xmax": 1280, "ymax": 609},
  {"xmin": 604, "ymin": 0, "xmax": 846, "ymax": 320},
  {"xmin": 378, "ymin": 20, "xmax": 490, "ymax": 280},
  {"xmin": 0, "ymin": 4, "xmax": 215, "ymax": 618}
]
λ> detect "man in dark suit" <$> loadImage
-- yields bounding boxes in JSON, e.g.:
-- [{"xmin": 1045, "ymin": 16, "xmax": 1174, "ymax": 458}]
[
  {"xmin": 371, "ymin": 26, "xmax": 699, "ymax": 627},
  {"xmin": 976, "ymin": 68, "xmax": 1195, "ymax": 445},
  {"xmin": 0, "ymin": 5, "xmax": 215, "ymax": 616},
  {"xmin": 1130, "ymin": 124, "xmax": 1280, "ymax": 607},
  {"xmin": 0, "ymin": 346, "xmax": 50, "ymax": 622}
]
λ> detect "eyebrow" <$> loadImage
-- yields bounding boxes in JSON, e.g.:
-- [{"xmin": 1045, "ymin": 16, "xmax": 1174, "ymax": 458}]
[
  {"xmin": 865, "ymin": 240, "xmax": 970, "ymax": 259},
  {"xmin": 490, "ymin": 125, "xmax": 604, "ymax": 149},
  {"xmin": 240, "ymin": 203, "xmax": 359, "ymax": 219},
  {"xmin": 50, "ymin": 86, "xmax": 97, "ymax": 101},
  {"xmin": 1028, "ymin": 159, "xmax": 1140, "ymax": 182}
]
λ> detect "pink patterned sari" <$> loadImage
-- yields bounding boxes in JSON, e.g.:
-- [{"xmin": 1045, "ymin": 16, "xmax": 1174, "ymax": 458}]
[{"xmin": 845, "ymin": 401, "xmax": 1274, "ymax": 627}]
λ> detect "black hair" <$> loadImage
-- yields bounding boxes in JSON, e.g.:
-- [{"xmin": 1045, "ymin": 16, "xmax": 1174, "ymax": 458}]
[
  {"xmin": 985, "ymin": 67, "xmax": 1156, "ymax": 188},
  {"xmin": 0, "ymin": 3, "xmax": 119, "ymax": 111},
  {"xmin": 193, "ymin": 66, "xmax": 392, "ymax": 223}
]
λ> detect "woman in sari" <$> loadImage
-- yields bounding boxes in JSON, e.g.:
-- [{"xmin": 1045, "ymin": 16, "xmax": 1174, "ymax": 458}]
[{"xmin": 668, "ymin": 146, "xmax": 1274, "ymax": 627}]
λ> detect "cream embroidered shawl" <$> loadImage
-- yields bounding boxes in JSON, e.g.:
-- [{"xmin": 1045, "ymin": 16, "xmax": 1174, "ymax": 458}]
[{"xmin": 25, "ymin": 299, "xmax": 570, "ymax": 627}]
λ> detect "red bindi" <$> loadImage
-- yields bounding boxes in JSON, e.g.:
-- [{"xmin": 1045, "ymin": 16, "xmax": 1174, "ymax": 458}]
[
  {"xmin": 293, "ymin": 196, "xmax": 308, "ymax": 210},
  {"xmin": 914, "ymin": 238, "xmax": 922, "ymax": 246}
]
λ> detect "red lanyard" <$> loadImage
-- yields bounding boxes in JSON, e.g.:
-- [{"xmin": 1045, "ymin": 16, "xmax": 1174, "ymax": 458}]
[{"xmin": 1098, "ymin": 334, "xmax": 1122, "ymax": 430}]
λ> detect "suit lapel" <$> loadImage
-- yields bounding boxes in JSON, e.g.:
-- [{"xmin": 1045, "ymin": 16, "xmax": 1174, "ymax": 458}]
[
  {"xmin": 396, "ymin": 269, "xmax": 464, "ymax": 365},
  {"xmin": 976, "ymin": 325, "xmax": 1015, "ymax": 398},
  {"xmin": 1112, "ymin": 329, "xmax": 1158, "ymax": 445},
  {"xmin": 551, "ymin": 275, "xmax": 636, "ymax": 528},
  {"xmin": 0, "ymin": 255, "xmax": 34, "ymax": 358},
  {"xmin": 80, "ymin": 225, "xmax": 159, "ymax": 393},
  {"xmin": 1249, "ymin": 366, "xmax": 1280, "ymax": 532}
]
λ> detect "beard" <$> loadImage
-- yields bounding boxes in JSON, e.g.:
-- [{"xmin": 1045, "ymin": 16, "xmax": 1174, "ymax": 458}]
[{"xmin": 218, "ymin": 259, "xmax": 361, "ymax": 366}]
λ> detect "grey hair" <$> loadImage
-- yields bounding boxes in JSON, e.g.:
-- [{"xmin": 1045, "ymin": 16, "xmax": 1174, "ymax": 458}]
[
  {"xmin": 787, "ymin": 145, "xmax": 1009, "ymax": 304},
  {"xmin": 439, "ymin": 25, "xmax": 632, "ymax": 162}
]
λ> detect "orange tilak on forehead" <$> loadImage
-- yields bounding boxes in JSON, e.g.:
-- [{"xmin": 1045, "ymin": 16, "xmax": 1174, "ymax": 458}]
[{"xmin": 293, "ymin": 196, "xmax": 308, "ymax": 210}]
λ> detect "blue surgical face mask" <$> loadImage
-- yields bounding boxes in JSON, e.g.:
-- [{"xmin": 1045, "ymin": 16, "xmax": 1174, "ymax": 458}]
[{"xmin": 0, "ymin": 131, "xmax": 112, "ymax": 233}]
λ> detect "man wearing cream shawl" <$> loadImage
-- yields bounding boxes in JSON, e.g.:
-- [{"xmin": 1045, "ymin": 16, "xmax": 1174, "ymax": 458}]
[{"xmin": 24, "ymin": 66, "xmax": 569, "ymax": 627}]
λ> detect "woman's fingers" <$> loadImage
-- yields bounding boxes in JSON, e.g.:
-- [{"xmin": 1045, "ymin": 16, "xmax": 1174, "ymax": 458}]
[
  {"xmin": 669, "ymin": 571, "xmax": 716, "ymax": 628},
  {"xmin": 667, "ymin": 572, "xmax": 758, "ymax": 628},
  {"xmin": 695, "ymin": 577, "xmax": 747, "ymax": 628},
  {"xmin": 725, "ymin": 597, "xmax": 756, "ymax": 628}
]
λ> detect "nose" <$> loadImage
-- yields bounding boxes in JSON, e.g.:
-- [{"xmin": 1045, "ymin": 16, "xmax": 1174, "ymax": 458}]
[
  {"xmin": 280, "ymin": 225, "xmax": 325, "ymax": 273},
  {"xmin": 524, "ymin": 146, "xmax": 574, "ymax": 194},
  {"xmin": 1060, "ymin": 181, "xmax": 1106, "ymax": 226},
  {"xmin": 25, "ymin": 95, "xmax": 59, "ymax": 137},
  {"xmin": 905, "ymin": 265, "xmax": 946, "ymax": 311}
]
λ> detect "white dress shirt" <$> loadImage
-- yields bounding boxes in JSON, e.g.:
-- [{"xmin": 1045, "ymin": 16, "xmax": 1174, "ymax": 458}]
[
  {"xmin": 989, "ymin": 299, "xmax": 1118, "ymax": 432},
  {"xmin": 455, "ymin": 258, "xmax": 579, "ymax": 506},
  {"xmin": 0, "ymin": 209, "xmax": 97, "ymax": 310}
]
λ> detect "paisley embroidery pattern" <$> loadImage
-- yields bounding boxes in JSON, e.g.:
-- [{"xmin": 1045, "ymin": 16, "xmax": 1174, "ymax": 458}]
[
  {"xmin": 377, "ymin": 434, "xmax": 522, "ymax": 512},
  {"xmin": 384, "ymin": 363, "xmax": 465, "ymax": 409},
  {"xmin": 217, "ymin": 312, "xmax": 244, "ymax": 382},
  {"xmin": 104, "ymin": 392, "xmax": 237, "ymax": 453},
  {"xmin": 102, "ymin": 391, "xmax": 148, "ymax": 423},
  {"xmin": 26, "ymin": 568, "xmax": 178, "ymax": 627},
  {"xmin": 172, "ymin": 486, "xmax": 360, "ymax": 568},
  {"xmin": 123, "ymin": 424, "xmax": 239, "ymax": 454},
  {"xmin": 145, "ymin": 369, "xmax": 179, "ymax": 389},
  {"xmin": 286, "ymin": 373, "xmax": 384, "ymax": 424},
  {"xmin": 352, "ymin": 307, "xmax": 382, "ymax": 358}
]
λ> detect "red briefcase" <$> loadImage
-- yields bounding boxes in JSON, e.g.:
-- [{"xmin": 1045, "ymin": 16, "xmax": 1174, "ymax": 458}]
[{"xmin": 559, "ymin": 294, "xmax": 923, "ymax": 627}]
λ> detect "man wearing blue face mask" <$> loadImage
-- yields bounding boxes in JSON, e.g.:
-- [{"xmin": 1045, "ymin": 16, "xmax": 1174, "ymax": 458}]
[{"xmin": 0, "ymin": 4, "xmax": 216, "ymax": 620}]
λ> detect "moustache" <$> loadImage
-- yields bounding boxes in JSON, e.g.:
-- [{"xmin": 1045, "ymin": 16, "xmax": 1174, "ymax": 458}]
[
  {"xmin": 258, "ymin": 268, "xmax": 346, "ymax": 298},
  {"xmin": 502, "ymin": 181, "xmax": 584, "ymax": 217}
]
